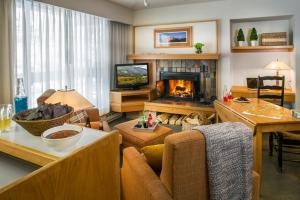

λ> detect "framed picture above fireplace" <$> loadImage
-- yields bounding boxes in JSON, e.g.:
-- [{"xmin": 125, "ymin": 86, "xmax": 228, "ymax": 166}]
[{"xmin": 154, "ymin": 26, "xmax": 193, "ymax": 48}]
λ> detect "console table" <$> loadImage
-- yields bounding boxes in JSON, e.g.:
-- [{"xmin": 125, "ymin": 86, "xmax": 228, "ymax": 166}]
[{"xmin": 110, "ymin": 89, "xmax": 155, "ymax": 112}]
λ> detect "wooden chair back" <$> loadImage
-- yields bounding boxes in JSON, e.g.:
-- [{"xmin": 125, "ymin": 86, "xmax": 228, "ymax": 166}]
[{"xmin": 257, "ymin": 76, "xmax": 285, "ymax": 106}]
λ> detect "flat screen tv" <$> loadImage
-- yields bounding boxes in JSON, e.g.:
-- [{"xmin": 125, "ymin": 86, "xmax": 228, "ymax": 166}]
[{"xmin": 115, "ymin": 63, "xmax": 149, "ymax": 89}]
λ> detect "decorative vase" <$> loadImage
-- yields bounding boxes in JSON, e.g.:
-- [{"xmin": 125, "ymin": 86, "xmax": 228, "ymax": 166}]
[
  {"xmin": 250, "ymin": 40, "xmax": 258, "ymax": 46},
  {"xmin": 238, "ymin": 41, "xmax": 245, "ymax": 47},
  {"xmin": 196, "ymin": 49, "xmax": 202, "ymax": 54}
]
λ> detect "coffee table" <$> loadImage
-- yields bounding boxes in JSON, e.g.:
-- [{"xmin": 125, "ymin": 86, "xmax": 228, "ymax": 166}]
[{"xmin": 115, "ymin": 119, "xmax": 173, "ymax": 150}]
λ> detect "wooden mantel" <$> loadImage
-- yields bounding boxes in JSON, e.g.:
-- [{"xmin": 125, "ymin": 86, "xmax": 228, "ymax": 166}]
[{"xmin": 127, "ymin": 53, "xmax": 220, "ymax": 60}]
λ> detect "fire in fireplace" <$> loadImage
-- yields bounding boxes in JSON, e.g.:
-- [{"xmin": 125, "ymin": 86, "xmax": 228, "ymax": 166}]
[
  {"xmin": 159, "ymin": 72, "xmax": 201, "ymax": 100},
  {"xmin": 169, "ymin": 80, "xmax": 193, "ymax": 98}
]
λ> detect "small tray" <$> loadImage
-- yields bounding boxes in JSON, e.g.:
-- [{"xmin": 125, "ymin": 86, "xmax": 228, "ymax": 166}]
[
  {"xmin": 233, "ymin": 97, "xmax": 250, "ymax": 103},
  {"xmin": 132, "ymin": 122, "xmax": 159, "ymax": 132}
]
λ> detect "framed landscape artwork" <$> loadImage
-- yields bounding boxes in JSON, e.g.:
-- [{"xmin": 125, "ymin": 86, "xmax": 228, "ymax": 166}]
[{"xmin": 154, "ymin": 26, "xmax": 192, "ymax": 48}]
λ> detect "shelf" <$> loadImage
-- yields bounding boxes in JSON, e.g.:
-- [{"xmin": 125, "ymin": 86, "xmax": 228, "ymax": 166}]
[
  {"xmin": 231, "ymin": 45, "xmax": 294, "ymax": 53},
  {"xmin": 127, "ymin": 53, "xmax": 220, "ymax": 60}
]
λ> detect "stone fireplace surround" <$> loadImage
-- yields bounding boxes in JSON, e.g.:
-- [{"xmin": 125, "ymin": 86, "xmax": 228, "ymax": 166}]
[{"xmin": 156, "ymin": 59, "xmax": 217, "ymax": 103}]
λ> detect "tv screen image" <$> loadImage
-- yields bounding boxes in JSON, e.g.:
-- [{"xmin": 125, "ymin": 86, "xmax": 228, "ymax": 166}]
[{"xmin": 116, "ymin": 64, "xmax": 149, "ymax": 88}]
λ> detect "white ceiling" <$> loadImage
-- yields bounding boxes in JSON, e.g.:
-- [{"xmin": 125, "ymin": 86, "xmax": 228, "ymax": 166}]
[{"xmin": 108, "ymin": 0, "xmax": 224, "ymax": 10}]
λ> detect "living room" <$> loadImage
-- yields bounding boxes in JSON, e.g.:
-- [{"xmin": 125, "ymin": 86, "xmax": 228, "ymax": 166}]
[{"xmin": 0, "ymin": 0, "xmax": 299, "ymax": 199}]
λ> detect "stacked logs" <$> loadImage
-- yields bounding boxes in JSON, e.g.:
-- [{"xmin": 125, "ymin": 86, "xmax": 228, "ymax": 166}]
[{"xmin": 156, "ymin": 112, "xmax": 215, "ymax": 127}]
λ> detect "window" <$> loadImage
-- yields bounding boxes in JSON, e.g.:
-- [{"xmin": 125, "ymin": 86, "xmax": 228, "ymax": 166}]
[{"xmin": 14, "ymin": 0, "xmax": 110, "ymax": 113}]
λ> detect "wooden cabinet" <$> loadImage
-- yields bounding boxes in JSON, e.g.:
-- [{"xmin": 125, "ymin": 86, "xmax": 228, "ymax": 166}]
[{"xmin": 110, "ymin": 89, "xmax": 154, "ymax": 112}]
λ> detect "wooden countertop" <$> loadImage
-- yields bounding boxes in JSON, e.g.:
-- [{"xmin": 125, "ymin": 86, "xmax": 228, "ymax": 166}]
[
  {"xmin": 0, "ymin": 123, "xmax": 109, "ymax": 166},
  {"xmin": 215, "ymin": 98, "xmax": 300, "ymax": 126}
]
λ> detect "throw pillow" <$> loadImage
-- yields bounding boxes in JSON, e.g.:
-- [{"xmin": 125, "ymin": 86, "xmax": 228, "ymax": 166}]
[
  {"xmin": 68, "ymin": 110, "xmax": 89, "ymax": 124},
  {"xmin": 141, "ymin": 144, "xmax": 164, "ymax": 172}
]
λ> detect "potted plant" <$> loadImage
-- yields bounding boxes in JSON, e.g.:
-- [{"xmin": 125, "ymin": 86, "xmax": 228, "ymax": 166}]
[
  {"xmin": 194, "ymin": 42, "xmax": 205, "ymax": 54},
  {"xmin": 237, "ymin": 28, "xmax": 245, "ymax": 46},
  {"xmin": 250, "ymin": 28, "xmax": 258, "ymax": 46}
]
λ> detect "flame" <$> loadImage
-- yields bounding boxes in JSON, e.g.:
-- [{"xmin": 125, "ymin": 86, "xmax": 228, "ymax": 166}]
[{"xmin": 169, "ymin": 80, "xmax": 193, "ymax": 98}]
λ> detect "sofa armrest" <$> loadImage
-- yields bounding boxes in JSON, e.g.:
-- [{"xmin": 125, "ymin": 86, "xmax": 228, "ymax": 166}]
[
  {"xmin": 85, "ymin": 107, "xmax": 100, "ymax": 122},
  {"xmin": 252, "ymin": 171, "xmax": 260, "ymax": 200},
  {"xmin": 121, "ymin": 147, "xmax": 172, "ymax": 200}
]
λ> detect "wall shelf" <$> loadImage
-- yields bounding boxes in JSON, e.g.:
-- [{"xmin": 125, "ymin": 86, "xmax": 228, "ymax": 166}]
[
  {"xmin": 231, "ymin": 45, "xmax": 294, "ymax": 53},
  {"xmin": 127, "ymin": 53, "xmax": 220, "ymax": 60}
]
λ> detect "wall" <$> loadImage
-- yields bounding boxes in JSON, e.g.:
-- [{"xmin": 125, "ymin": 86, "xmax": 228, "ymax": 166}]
[
  {"xmin": 135, "ymin": 21, "xmax": 217, "ymax": 54},
  {"xmin": 133, "ymin": 0, "xmax": 300, "ymax": 108},
  {"xmin": 38, "ymin": 0, "xmax": 133, "ymax": 24}
]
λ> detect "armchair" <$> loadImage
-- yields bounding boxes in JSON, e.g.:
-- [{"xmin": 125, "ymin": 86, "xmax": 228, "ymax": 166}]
[{"xmin": 121, "ymin": 130, "xmax": 260, "ymax": 200}]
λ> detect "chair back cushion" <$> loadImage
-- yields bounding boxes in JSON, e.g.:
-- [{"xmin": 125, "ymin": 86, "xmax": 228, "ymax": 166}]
[{"xmin": 160, "ymin": 130, "xmax": 209, "ymax": 200}]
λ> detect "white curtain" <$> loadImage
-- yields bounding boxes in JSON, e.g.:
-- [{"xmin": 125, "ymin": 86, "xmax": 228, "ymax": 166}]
[
  {"xmin": 13, "ymin": 0, "xmax": 110, "ymax": 113},
  {"xmin": 0, "ymin": 0, "xmax": 14, "ymax": 104}
]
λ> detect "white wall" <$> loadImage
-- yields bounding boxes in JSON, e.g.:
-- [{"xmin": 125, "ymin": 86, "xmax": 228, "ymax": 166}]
[
  {"xmin": 135, "ymin": 21, "xmax": 217, "ymax": 54},
  {"xmin": 38, "ymin": 0, "xmax": 133, "ymax": 24},
  {"xmin": 133, "ymin": 0, "xmax": 300, "ymax": 108}
]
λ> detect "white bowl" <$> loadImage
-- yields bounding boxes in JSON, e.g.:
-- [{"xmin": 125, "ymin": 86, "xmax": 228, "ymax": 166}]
[{"xmin": 41, "ymin": 124, "xmax": 83, "ymax": 151}]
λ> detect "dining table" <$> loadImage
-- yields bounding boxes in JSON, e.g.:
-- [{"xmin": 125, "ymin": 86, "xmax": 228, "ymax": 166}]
[{"xmin": 214, "ymin": 98, "xmax": 300, "ymax": 176}]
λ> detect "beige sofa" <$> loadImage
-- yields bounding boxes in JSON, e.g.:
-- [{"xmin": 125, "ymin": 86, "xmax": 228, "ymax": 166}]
[{"xmin": 121, "ymin": 130, "xmax": 260, "ymax": 200}]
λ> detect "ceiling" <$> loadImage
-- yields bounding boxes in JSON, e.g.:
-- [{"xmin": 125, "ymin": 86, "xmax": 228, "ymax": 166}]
[{"xmin": 109, "ymin": 0, "xmax": 224, "ymax": 10}]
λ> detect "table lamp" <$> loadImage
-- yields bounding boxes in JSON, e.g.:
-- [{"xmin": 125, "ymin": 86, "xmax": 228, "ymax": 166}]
[
  {"xmin": 45, "ymin": 87, "xmax": 93, "ymax": 111},
  {"xmin": 265, "ymin": 59, "xmax": 291, "ymax": 85}
]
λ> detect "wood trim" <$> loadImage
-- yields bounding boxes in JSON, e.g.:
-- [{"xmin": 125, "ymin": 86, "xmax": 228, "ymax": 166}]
[
  {"xmin": 133, "ymin": 19, "xmax": 219, "ymax": 28},
  {"xmin": 0, "ymin": 139, "xmax": 58, "ymax": 166},
  {"xmin": 154, "ymin": 26, "xmax": 193, "ymax": 48},
  {"xmin": 128, "ymin": 53, "xmax": 220, "ymax": 60},
  {"xmin": 0, "ymin": 131, "xmax": 120, "ymax": 200},
  {"xmin": 144, "ymin": 101, "xmax": 215, "ymax": 115},
  {"xmin": 231, "ymin": 45, "xmax": 294, "ymax": 53}
]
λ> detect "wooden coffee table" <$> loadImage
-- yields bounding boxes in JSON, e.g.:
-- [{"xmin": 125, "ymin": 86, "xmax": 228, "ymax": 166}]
[{"xmin": 115, "ymin": 119, "xmax": 173, "ymax": 150}]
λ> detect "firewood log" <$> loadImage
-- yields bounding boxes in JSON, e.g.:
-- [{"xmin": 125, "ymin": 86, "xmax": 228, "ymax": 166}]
[
  {"xmin": 157, "ymin": 113, "xmax": 171, "ymax": 122},
  {"xmin": 162, "ymin": 118, "xmax": 169, "ymax": 125},
  {"xmin": 186, "ymin": 118, "xmax": 200, "ymax": 125},
  {"xmin": 175, "ymin": 115, "xmax": 184, "ymax": 125},
  {"xmin": 169, "ymin": 115, "xmax": 180, "ymax": 125}
]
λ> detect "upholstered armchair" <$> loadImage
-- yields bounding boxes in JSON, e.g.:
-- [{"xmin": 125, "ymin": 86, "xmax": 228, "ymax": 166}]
[{"xmin": 121, "ymin": 130, "xmax": 260, "ymax": 200}]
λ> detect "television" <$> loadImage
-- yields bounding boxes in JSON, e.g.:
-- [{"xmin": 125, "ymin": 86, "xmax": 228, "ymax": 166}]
[{"xmin": 115, "ymin": 63, "xmax": 149, "ymax": 89}]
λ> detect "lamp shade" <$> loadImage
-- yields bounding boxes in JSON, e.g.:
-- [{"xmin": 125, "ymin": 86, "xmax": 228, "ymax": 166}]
[
  {"xmin": 45, "ymin": 89, "xmax": 93, "ymax": 111},
  {"xmin": 265, "ymin": 60, "xmax": 291, "ymax": 70}
]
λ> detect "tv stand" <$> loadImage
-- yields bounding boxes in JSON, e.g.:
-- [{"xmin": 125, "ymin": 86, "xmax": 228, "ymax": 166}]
[{"xmin": 110, "ymin": 89, "xmax": 154, "ymax": 112}]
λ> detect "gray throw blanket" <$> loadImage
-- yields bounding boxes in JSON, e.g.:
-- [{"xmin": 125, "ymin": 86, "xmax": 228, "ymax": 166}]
[{"xmin": 193, "ymin": 122, "xmax": 253, "ymax": 200}]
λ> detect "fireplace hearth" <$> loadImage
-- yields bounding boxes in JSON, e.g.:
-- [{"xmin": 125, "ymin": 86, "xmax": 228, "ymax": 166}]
[{"xmin": 159, "ymin": 72, "xmax": 201, "ymax": 100}]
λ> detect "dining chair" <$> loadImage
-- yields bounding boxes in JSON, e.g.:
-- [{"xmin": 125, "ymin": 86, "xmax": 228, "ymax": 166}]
[{"xmin": 257, "ymin": 76, "xmax": 300, "ymax": 172}]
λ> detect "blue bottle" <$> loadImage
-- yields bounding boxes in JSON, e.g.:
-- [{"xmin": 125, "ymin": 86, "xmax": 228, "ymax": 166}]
[{"xmin": 14, "ymin": 78, "xmax": 28, "ymax": 113}]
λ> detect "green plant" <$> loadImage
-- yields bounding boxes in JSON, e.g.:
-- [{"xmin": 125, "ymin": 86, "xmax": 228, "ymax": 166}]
[
  {"xmin": 250, "ymin": 28, "xmax": 258, "ymax": 41},
  {"xmin": 237, "ymin": 29, "xmax": 245, "ymax": 41},
  {"xmin": 194, "ymin": 42, "xmax": 205, "ymax": 53}
]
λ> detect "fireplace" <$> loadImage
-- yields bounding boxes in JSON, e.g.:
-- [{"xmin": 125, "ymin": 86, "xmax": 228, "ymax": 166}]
[{"xmin": 159, "ymin": 72, "xmax": 201, "ymax": 100}]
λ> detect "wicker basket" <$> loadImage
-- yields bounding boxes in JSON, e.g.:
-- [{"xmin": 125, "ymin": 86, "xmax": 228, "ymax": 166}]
[
  {"xmin": 182, "ymin": 112, "xmax": 215, "ymax": 131},
  {"xmin": 261, "ymin": 32, "xmax": 287, "ymax": 46},
  {"xmin": 13, "ymin": 108, "xmax": 74, "ymax": 136}
]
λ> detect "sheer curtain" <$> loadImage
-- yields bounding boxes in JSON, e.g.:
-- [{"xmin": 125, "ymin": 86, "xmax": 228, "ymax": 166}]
[
  {"xmin": 110, "ymin": 21, "xmax": 131, "ymax": 89},
  {"xmin": 14, "ymin": 0, "xmax": 110, "ymax": 113}
]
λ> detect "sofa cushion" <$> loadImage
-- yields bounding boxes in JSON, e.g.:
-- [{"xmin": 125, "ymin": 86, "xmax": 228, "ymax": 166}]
[{"xmin": 141, "ymin": 144, "xmax": 164, "ymax": 172}]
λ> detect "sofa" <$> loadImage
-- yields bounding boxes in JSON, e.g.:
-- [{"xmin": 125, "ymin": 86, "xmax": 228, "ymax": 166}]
[{"xmin": 121, "ymin": 130, "xmax": 260, "ymax": 200}]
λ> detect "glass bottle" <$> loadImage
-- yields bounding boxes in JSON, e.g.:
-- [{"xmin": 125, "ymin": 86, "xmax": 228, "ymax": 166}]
[
  {"xmin": 223, "ymin": 85, "xmax": 229, "ymax": 102},
  {"xmin": 14, "ymin": 78, "xmax": 28, "ymax": 113}
]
